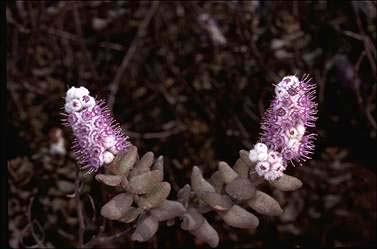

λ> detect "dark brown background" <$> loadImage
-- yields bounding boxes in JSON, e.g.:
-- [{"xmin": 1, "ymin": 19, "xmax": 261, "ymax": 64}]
[{"xmin": 7, "ymin": 1, "xmax": 376, "ymax": 248}]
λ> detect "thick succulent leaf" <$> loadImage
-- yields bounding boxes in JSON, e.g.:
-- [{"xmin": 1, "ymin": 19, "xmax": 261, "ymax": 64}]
[
  {"xmin": 198, "ymin": 191, "xmax": 233, "ymax": 211},
  {"xmin": 247, "ymin": 190, "xmax": 283, "ymax": 216},
  {"xmin": 191, "ymin": 219, "xmax": 219, "ymax": 248},
  {"xmin": 131, "ymin": 215, "xmax": 159, "ymax": 242},
  {"xmin": 150, "ymin": 200, "xmax": 186, "ymax": 221},
  {"xmin": 151, "ymin": 155, "xmax": 164, "ymax": 178},
  {"xmin": 219, "ymin": 205, "xmax": 259, "ymax": 229},
  {"xmin": 191, "ymin": 166, "xmax": 215, "ymax": 193},
  {"xmin": 95, "ymin": 174, "xmax": 122, "ymax": 186},
  {"xmin": 208, "ymin": 170, "xmax": 224, "ymax": 193},
  {"xmin": 127, "ymin": 170, "xmax": 163, "ymax": 194},
  {"xmin": 270, "ymin": 174, "xmax": 303, "ymax": 191},
  {"xmin": 129, "ymin": 152, "xmax": 154, "ymax": 178},
  {"xmin": 225, "ymin": 177, "xmax": 256, "ymax": 200},
  {"xmin": 232, "ymin": 158, "xmax": 250, "ymax": 178},
  {"xmin": 118, "ymin": 207, "xmax": 143, "ymax": 223},
  {"xmin": 100, "ymin": 193, "xmax": 133, "ymax": 220},
  {"xmin": 218, "ymin": 161, "xmax": 238, "ymax": 184},
  {"xmin": 239, "ymin": 150, "xmax": 254, "ymax": 167},
  {"xmin": 181, "ymin": 208, "xmax": 205, "ymax": 231},
  {"xmin": 136, "ymin": 182, "xmax": 171, "ymax": 209},
  {"xmin": 177, "ymin": 184, "xmax": 191, "ymax": 208},
  {"xmin": 106, "ymin": 145, "xmax": 138, "ymax": 176}
]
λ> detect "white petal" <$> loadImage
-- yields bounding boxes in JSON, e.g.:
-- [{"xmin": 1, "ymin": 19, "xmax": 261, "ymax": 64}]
[
  {"xmin": 249, "ymin": 149, "xmax": 259, "ymax": 162},
  {"xmin": 254, "ymin": 143, "xmax": 268, "ymax": 153},
  {"xmin": 255, "ymin": 161, "xmax": 270, "ymax": 176},
  {"xmin": 257, "ymin": 152, "xmax": 268, "ymax": 161},
  {"xmin": 103, "ymin": 151, "xmax": 115, "ymax": 164}
]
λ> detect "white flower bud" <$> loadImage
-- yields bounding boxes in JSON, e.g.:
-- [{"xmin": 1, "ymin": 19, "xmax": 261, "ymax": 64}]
[
  {"xmin": 287, "ymin": 127, "xmax": 298, "ymax": 139},
  {"xmin": 64, "ymin": 102, "xmax": 74, "ymax": 113},
  {"xmin": 257, "ymin": 152, "xmax": 268, "ymax": 161},
  {"xmin": 249, "ymin": 149, "xmax": 259, "ymax": 162},
  {"xmin": 103, "ymin": 136, "xmax": 116, "ymax": 149},
  {"xmin": 254, "ymin": 143, "xmax": 268, "ymax": 153},
  {"xmin": 65, "ymin": 86, "xmax": 90, "ymax": 102},
  {"xmin": 71, "ymin": 99, "xmax": 83, "ymax": 112},
  {"xmin": 79, "ymin": 86, "xmax": 90, "ymax": 96},
  {"xmin": 103, "ymin": 151, "xmax": 115, "ymax": 164},
  {"xmin": 296, "ymin": 124, "xmax": 305, "ymax": 136},
  {"xmin": 275, "ymin": 85, "xmax": 287, "ymax": 98},
  {"xmin": 287, "ymin": 138, "xmax": 299, "ymax": 149}
]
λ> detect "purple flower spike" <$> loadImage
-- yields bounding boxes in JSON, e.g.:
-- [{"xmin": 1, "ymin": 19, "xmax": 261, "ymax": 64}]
[
  {"xmin": 62, "ymin": 86, "xmax": 130, "ymax": 174},
  {"xmin": 250, "ymin": 75, "xmax": 318, "ymax": 181}
]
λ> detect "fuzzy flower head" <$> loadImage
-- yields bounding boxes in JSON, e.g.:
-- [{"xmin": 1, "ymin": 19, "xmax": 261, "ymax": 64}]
[
  {"xmin": 62, "ymin": 86, "xmax": 130, "ymax": 174},
  {"xmin": 250, "ymin": 75, "xmax": 318, "ymax": 181}
]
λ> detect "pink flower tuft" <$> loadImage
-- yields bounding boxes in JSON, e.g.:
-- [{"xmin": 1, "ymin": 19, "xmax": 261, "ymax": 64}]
[
  {"xmin": 250, "ymin": 75, "xmax": 318, "ymax": 181},
  {"xmin": 62, "ymin": 86, "xmax": 130, "ymax": 174},
  {"xmin": 260, "ymin": 75, "xmax": 318, "ymax": 164}
]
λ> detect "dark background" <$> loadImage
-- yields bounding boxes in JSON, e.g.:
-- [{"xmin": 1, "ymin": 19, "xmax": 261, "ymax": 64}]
[{"xmin": 7, "ymin": 1, "xmax": 376, "ymax": 248}]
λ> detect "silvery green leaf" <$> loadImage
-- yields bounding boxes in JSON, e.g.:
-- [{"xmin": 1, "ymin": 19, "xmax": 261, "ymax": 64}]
[
  {"xmin": 100, "ymin": 193, "xmax": 133, "ymax": 220},
  {"xmin": 198, "ymin": 191, "xmax": 233, "ymax": 211},
  {"xmin": 225, "ymin": 177, "xmax": 256, "ymax": 200},
  {"xmin": 181, "ymin": 208, "xmax": 205, "ymax": 231},
  {"xmin": 218, "ymin": 161, "xmax": 238, "ymax": 184},
  {"xmin": 219, "ymin": 205, "xmax": 259, "ymax": 229},
  {"xmin": 129, "ymin": 152, "xmax": 154, "ymax": 178},
  {"xmin": 127, "ymin": 170, "xmax": 163, "ymax": 194},
  {"xmin": 191, "ymin": 166, "xmax": 215, "ymax": 193},
  {"xmin": 136, "ymin": 182, "xmax": 171, "ymax": 209},
  {"xmin": 95, "ymin": 174, "xmax": 122, "ymax": 186},
  {"xmin": 247, "ymin": 190, "xmax": 283, "ymax": 216},
  {"xmin": 191, "ymin": 219, "xmax": 219, "ymax": 248},
  {"xmin": 150, "ymin": 200, "xmax": 186, "ymax": 221},
  {"xmin": 232, "ymin": 158, "xmax": 250, "ymax": 178},
  {"xmin": 270, "ymin": 174, "xmax": 303, "ymax": 191},
  {"xmin": 106, "ymin": 145, "xmax": 138, "ymax": 176},
  {"xmin": 131, "ymin": 215, "xmax": 159, "ymax": 242}
]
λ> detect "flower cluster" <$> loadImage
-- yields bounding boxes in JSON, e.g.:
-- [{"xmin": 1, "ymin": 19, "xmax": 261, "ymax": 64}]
[
  {"xmin": 249, "ymin": 143, "xmax": 285, "ymax": 181},
  {"xmin": 63, "ymin": 86, "xmax": 130, "ymax": 174},
  {"xmin": 250, "ymin": 75, "xmax": 317, "ymax": 181}
]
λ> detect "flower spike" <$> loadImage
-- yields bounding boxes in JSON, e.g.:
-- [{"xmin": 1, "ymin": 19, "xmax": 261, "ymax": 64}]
[
  {"xmin": 250, "ymin": 75, "xmax": 318, "ymax": 181},
  {"xmin": 62, "ymin": 86, "xmax": 130, "ymax": 174}
]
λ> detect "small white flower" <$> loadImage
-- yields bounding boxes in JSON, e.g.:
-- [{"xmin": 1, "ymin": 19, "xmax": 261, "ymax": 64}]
[
  {"xmin": 249, "ymin": 149, "xmax": 259, "ymax": 162},
  {"xmin": 287, "ymin": 127, "xmax": 299, "ymax": 139},
  {"xmin": 254, "ymin": 143, "xmax": 268, "ymax": 153},
  {"xmin": 267, "ymin": 151, "xmax": 282, "ymax": 164},
  {"xmin": 103, "ymin": 136, "xmax": 116, "ymax": 149},
  {"xmin": 287, "ymin": 138, "xmax": 299, "ymax": 150},
  {"xmin": 71, "ymin": 99, "xmax": 83, "ymax": 112},
  {"xmin": 102, "ymin": 151, "xmax": 115, "ymax": 164},
  {"xmin": 264, "ymin": 170, "xmax": 283, "ymax": 181},
  {"xmin": 65, "ymin": 86, "xmax": 90, "ymax": 102},
  {"xmin": 280, "ymin": 75, "xmax": 299, "ymax": 89},
  {"xmin": 64, "ymin": 102, "xmax": 74, "ymax": 113},
  {"xmin": 271, "ymin": 162, "xmax": 285, "ymax": 172},
  {"xmin": 64, "ymin": 99, "xmax": 83, "ymax": 113},
  {"xmin": 275, "ymin": 85, "xmax": 287, "ymax": 98},
  {"xmin": 81, "ymin": 96, "xmax": 96, "ymax": 109},
  {"xmin": 296, "ymin": 123, "xmax": 306, "ymax": 136},
  {"xmin": 255, "ymin": 161, "xmax": 270, "ymax": 176},
  {"xmin": 257, "ymin": 152, "xmax": 268, "ymax": 161}
]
